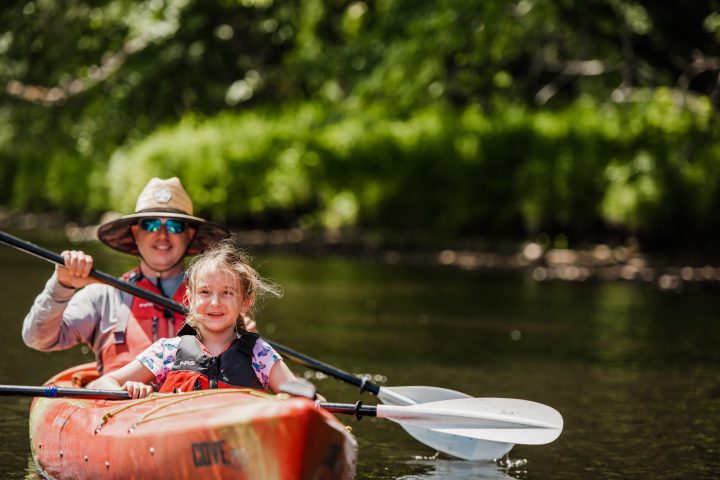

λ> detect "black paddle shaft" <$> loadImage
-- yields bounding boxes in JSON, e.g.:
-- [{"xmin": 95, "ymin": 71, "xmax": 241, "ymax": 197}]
[
  {"xmin": 0, "ymin": 231, "xmax": 184, "ymax": 313},
  {"xmin": 0, "ymin": 383, "xmax": 374, "ymax": 419},
  {"xmin": 318, "ymin": 401, "xmax": 378, "ymax": 419},
  {"xmin": 271, "ymin": 344, "xmax": 381, "ymax": 395},
  {"xmin": 0, "ymin": 384, "xmax": 130, "ymax": 399},
  {"xmin": 0, "ymin": 230, "xmax": 382, "ymax": 395}
]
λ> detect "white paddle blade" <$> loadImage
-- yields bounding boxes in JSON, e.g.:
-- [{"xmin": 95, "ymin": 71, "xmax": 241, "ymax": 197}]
[
  {"xmin": 429, "ymin": 426, "xmax": 561, "ymax": 445},
  {"xmin": 378, "ymin": 386, "xmax": 515, "ymax": 460},
  {"xmin": 378, "ymin": 386, "xmax": 514, "ymax": 460},
  {"xmin": 399, "ymin": 424, "xmax": 515, "ymax": 460},
  {"xmin": 378, "ymin": 385, "xmax": 472, "ymax": 405},
  {"xmin": 377, "ymin": 398, "xmax": 564, "ymax": 446}
]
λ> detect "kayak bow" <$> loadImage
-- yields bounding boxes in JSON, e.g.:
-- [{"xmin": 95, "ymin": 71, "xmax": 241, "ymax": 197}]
[{"xmin": 28, "ymin": 364, "xmax": 357, "ymax": 480}]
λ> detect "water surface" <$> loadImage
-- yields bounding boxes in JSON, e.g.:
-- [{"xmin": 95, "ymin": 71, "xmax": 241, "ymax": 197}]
[{"xmin": 0, "ymin": 231, "xmax": 717, "ymax": 479}]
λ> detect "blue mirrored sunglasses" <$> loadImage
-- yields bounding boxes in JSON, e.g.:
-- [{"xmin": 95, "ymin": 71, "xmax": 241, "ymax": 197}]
[{"xmin": 138, "ymin": 218, "xmax": 187, "ymax": 234}]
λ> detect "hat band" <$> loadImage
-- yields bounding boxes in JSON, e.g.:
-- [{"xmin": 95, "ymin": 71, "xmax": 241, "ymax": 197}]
[{"xmin": 135, "ymin": 207, "xmax": 191, "ymax": 215}]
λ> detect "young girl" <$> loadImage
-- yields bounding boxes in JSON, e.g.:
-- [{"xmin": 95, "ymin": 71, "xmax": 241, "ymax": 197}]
[{"xmin": 92, "ymin": 240, "xmax": 297, "ymax": 398}]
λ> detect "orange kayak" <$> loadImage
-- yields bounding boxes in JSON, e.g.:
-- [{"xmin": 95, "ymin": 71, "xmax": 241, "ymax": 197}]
[{"xmin": 29, "ymin": 363, "xmax": 357, "ymax": 479}]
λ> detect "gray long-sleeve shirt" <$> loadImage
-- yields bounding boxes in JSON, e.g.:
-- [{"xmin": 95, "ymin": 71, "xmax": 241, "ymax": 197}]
[{"xmin": 22, "ymin": 273, "xmax": 133, "ymax": 361}]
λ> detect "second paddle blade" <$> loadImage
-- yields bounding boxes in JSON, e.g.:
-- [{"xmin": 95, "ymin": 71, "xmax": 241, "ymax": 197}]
[
  {"xmin": 377, "ymin": 397, "xmax": 564, "ymax": 446},
  {"xmin": 378, "ymin": 385, "xmax": 514, "ymax": 460}
]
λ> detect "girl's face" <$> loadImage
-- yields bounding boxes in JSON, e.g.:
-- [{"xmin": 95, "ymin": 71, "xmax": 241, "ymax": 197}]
[{"xmin": 193, "ymin": 269, "xmax": 248, "ymax": 335}]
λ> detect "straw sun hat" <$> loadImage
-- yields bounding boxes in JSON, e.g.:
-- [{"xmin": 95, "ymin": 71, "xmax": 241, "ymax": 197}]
[{"xmin": 97, "ymin": 177, "xmax": 230, "ymax": 256}]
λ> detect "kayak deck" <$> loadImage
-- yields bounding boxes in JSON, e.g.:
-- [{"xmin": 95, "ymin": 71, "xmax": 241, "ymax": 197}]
[{"xmin": 29, "ymin": 363, "xmax": 357, "ymax": 479}]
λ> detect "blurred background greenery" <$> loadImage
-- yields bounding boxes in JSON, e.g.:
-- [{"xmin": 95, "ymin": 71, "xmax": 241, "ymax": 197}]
[{"xmin": 0, "ymin": 0, "xmax": 718, "ymax": 254}]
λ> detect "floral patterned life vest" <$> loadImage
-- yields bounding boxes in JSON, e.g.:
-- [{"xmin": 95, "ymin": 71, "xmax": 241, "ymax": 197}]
[{"xmin": 158, "ymin": 329, "xmax": 262, "ymax": 393}]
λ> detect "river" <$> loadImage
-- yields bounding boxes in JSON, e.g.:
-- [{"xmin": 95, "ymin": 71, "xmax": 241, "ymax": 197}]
[{"xmin": 0, "ymin": 230, "xmax": 718, "ymax": 479}]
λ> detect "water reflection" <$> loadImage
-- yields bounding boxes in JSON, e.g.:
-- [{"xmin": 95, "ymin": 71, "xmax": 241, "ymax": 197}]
[
  {"xmin": 397, "ymin": 457, "xmax": 524, "ymax": 479},
  {"xmin": 592, "ymin": 282, "xmax": 650, "ymax": 365},
  {"xmin": 24, "ymin": 459, "xmax": 41, "ymax": 480}
]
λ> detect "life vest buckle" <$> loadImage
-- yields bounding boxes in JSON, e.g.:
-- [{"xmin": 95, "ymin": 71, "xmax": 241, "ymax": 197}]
[{"xmin": 113, "ymin": 330, "xmax": 126, "ymax": 344}]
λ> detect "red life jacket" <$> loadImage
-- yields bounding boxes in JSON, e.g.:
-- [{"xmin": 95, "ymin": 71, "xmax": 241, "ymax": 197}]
[
  {"xmin": 159, "ymin": 328, "xmax": 263, "ymax": 393},
  {"xmin": 98, "ymin": 269, "xmax": 187, "ymax": 374}
]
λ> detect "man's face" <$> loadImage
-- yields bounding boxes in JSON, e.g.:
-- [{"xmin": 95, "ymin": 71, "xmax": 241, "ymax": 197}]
[{"xmin": 130, "ymin": 218, "xmax": 196, "ymax": 275}]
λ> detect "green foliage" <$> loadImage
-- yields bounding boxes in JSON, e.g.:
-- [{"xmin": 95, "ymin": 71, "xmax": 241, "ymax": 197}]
[
  {"xmin": 106, "ymin": 106, "xmax": 326, "ymax": 223},
  {"xmin": 0, "ymin": 0, "xmax": 718, "ymax": 250},
  {"xmin": 102, "ymin": 95, "xmax": 718, "ymax": 248}
]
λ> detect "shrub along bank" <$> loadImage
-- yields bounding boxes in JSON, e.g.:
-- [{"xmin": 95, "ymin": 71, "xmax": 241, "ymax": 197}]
[{"xmin": 103, "ymin": 92, "xmax": 718, "ymax": 252}]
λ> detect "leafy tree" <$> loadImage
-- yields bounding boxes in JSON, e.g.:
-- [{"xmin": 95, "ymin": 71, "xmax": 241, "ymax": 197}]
[{"xmin": 0, "ymin": 0, "xmax": 717, "ymax": 250}]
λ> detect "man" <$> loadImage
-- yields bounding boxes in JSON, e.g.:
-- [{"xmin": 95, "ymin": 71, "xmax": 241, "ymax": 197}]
[{"xmin": 22, "ymin": 177, "xmax": 246, "ymax": 375}]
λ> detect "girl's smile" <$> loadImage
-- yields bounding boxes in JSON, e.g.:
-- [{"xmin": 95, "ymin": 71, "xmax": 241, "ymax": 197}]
[{"xmin": 194, "ymin": 271, "xmax": 246, "ymax": 334}]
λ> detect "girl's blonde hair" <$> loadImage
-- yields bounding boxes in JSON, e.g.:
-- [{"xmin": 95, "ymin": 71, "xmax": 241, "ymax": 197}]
[{"xmin": 184, "ymin": 239, "xmax": 282, "ymax": 332}]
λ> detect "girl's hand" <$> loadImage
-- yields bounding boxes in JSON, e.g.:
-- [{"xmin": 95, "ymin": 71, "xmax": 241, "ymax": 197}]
[{"xmin": 121, "ymin": 381, "xmax": 153, "ymax": 399}]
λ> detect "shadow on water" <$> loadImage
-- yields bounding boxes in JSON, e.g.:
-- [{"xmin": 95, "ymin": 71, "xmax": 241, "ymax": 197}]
[{"xmin": 0, "ymin": 231, "xmax": 719, "ymax": 479}]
